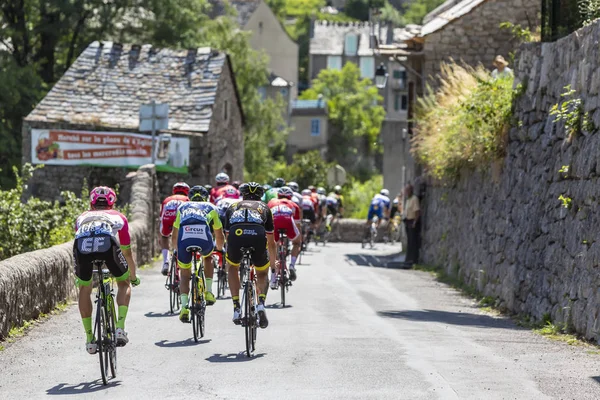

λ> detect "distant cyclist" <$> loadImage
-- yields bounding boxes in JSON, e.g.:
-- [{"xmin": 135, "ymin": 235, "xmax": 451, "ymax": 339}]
[
  {"xmin": 171, "ymin": 185, "xmax": 225, "ymax": 322},
  {"xmin": 364, "ymin": 189, "xmax": 391, "ymax": 239},
  {"xmin": 267, "ymin": 186, "xmax": 302, "ymax": 287},
  {"xmin": 159, "ymin": 182, "xmax": 190, "ymax": 275},
  {"xmin": 287, "ymin": 181, "xmax": 303, "ymax": 208},
  {"xmin": 224, "ymin": 182, "xmax": 276, "ymax": 328},
  {"xmin": 264, "ymin": 177, "xmax": 285, "ymax": 203},
  {"xmin": 210, "ymin": 173, "xmax": 240, "ymax": 204},
  {"xmin": 74, "ymin": 186, "xmax": 139, "ymax": 354}
]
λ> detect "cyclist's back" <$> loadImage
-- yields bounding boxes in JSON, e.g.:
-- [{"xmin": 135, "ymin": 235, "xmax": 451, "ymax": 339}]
[
  {"xmin": 216, "ymin": 197, "xmax": 242, "ymax": 226},
  {"xmin": 368, "ymin": 193, "xmax": 391, "ymax": 221}
]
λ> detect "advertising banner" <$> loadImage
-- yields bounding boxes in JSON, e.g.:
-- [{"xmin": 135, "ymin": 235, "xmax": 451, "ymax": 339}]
[{"xmin": 32, "ymin": 129, "xmax": 190, "ymax": 173}]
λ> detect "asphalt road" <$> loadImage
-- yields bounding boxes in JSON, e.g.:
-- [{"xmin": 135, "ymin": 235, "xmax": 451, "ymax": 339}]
[{"xmin": 1, "ymin": 243, "xmax": 600, "ymax": 399}]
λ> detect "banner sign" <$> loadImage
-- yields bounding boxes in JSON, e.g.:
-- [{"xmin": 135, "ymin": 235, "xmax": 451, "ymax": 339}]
[{"xmin": 32, "ymin": 129, "xmax": 190, "ymax": 173}]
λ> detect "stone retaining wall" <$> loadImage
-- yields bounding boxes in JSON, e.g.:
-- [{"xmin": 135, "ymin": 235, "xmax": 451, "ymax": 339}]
[
  {"xmin": 330, "ymin": 218, "xmax": 406, "ymax": 246},
  {"xmin": 421, "ymin": 21, "xmax": 600, "ymax": 341},
  {"xmin": 0, "ymin": 164, "xmax": 158, "ymax": 339}
]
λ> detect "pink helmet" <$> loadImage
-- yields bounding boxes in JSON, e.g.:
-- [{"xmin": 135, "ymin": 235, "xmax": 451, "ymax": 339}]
[{"xmin": 90, "ymin": 186, "xmax": 117, "ymax": 208}]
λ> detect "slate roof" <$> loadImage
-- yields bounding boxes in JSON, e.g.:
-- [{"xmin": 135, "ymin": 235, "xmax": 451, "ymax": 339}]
[
  {"xmin": 310, "ymin": 21, "xmax": 420, "ymax": 56},
  {"xmin": 26, "ymin": 41, "xmax": 237, "ymax": 134},
  {"xmin": 420, "ymin": 0, "xmax": 487, "ymax": 37}
]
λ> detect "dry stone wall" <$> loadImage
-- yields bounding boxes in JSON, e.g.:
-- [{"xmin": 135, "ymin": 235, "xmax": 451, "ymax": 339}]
[
  {"xmin": 421, "ymin": 21, "xmax": 600, "ymax": 341},
  {"xmin": 0, "ymin": 164, "xmax": 159, "ymax": 339}
]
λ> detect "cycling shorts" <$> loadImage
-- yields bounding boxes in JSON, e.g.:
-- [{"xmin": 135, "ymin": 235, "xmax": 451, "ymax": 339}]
[
  {"xmin": 73, "ymin": 235, "xmax": 129, "ymax": 287},
  {"xmin": 327, "ymin": 204, "xmax": 338, "ymax": 216},
  {"xmin": 367, "ymin": 206, "xmax": 384, "ymax": 221},
  {"xmin": 177, "ymin": 224, "xmax": 215, "ymax": 269},
  {"xmin": 226, "ymin": 224, "xmax": 269, "ymax": 271},
  {"xmin": 302, "ymin": 208, "xmax": 316, "ymax": 224},
  {"xmin": 159, "ymin": 214, "xmax": 177, "ymax": 237},
  {"xmin": 273, "ymin": 216, "xmax": 299, "ymax": 242}
]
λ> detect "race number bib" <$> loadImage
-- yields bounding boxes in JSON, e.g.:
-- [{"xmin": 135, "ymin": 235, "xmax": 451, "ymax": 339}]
[{"xmin": 181, "ymin": 224, "xmax": 208, "ymax": 241}]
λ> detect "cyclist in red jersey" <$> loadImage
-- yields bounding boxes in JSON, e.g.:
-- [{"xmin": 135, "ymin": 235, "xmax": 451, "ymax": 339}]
[
  {"xmin": 159, "ymin": 182, "xmax": 190, "ymax": 275},
  {"xmin": 210, "ymin": 172, "xmax": 240, "ymax": 203},
  {"xmin": 267, "ymin": 187, "xmax": 302, "ymax": 286}
]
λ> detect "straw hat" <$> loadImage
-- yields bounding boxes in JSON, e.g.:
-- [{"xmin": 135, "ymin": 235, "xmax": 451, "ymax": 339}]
[{"xmin": 493, "ymin": 55, "xmax": 509, "ymax": 68}]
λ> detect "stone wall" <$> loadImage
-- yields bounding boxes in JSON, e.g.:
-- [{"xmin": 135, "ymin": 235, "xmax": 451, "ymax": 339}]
[
  {"xmin": 421, "ymin": 21, "xmax": 600, "ymax": 341},
  {"xmin": 0, "ymin": 165, "xmax": 159, "ymax": 339},
  {"xmin": 423, "ymin": 0, "xmax": 540, "ymax": 86}
]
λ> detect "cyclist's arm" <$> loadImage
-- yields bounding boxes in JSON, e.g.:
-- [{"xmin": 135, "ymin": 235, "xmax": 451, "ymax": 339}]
[
  {"xmin": 171, "ymin": 210, "xmax": 181, "ymax": 251},
  {"xmin": 210, "ymin": 210, "xmax": 225, "ymax": 252},
  {"xmin": 265, "ymin": 209, "xmax": 277, "ymax": 267},
  {"xmin": 117, "ymin": 215, "xmax": 137, "ymax": 281}
]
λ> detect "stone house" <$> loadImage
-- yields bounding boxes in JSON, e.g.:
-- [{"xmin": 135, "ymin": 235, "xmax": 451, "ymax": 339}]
[
  {"xmin": 309, "ymin": 20, "xmax": 421, "ymax": 195},
  {"xmin": 210, "ymin": 0, "xmax": 299, "ymax": 99},
  {"xmin": 23, "ymin": 41, "xmax": 244, "ymax": 200},
  {"xmin": 287, "ymin": 99, "xmax": 328, "ymax": 161},
  {"xmin": 407, "ymin": 0, "xmax": 541, "ymax": 86}
]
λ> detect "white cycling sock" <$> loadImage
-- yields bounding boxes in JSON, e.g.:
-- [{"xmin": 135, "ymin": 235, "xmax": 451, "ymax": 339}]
[
  {"xmin": 290, "ymin": 256, "xmax": 297, "ymax": 268},
  {"xmin": 162, "ymin": 249, "xmax": 169, "ymax": 264}
]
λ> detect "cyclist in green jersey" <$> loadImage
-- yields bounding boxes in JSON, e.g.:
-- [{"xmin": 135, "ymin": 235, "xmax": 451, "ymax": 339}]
[{"xmin": 264, "ymin": 177, "xmax": 285, "ymax": 203}]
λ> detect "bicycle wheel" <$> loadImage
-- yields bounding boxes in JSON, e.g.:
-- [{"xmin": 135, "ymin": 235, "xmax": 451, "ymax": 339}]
[
  {"xmin": 191, "ymin": 274, "xmax": 200, "ymax": 342},
  {"xmin": 244, "ymin": 282, "xmax": 252, "ymax": 357},
  {"xmin": 169, "ymin": 260, "xmax": 177, "ymax": 313},
  {"xmin": 280, "ymin": 270, "xmax": 286, "ymax": 307},
  {"xmin": 198, "ymin": 266, "xmax": 206, "ymax": 339},
  {"xmin": 251, "ymin": 284, "xmax": 257, "ymax": 352},
  {"xmin": 106, "ymin": 295, "xmax": 117, "ymax": 379},
  {"xmin": 96, "ymin": 299, "xmax": 109, "ymax": 385}
]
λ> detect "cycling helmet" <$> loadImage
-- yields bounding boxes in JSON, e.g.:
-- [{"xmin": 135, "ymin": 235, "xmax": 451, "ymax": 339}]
[
  {"xmin": 90, "ymin": 186, "xmax": 117, "ymax": 209},
  {"xmin": 215, "ymin": 172, "xmax": 229, "ymax": 184},
  {"xmin": 317, "ymin": 187, "xmax": 326, "ymax": 195},
  {"xmin": 288, "ymin": 182, "xmax": 299, "ymax": 192},
  {"xmin": 380, "ymin": 188, "xmax": 390, "ymax": 197},
  {"xmin": 263, "ymin": 184, "xmax": 272, "ymax": 191},
  {"xmin": 301, "ymin": 189, "xmax": 311, "ymax": 196},
  {"xmin": 189, "ymin": 185, "xmax": 209, "ymax": 202},
  {"xmin": 204, "ymin": 184, "xmax": 212, "ymax": 191},
  {"xmin": 172, "ymin": 182, "xmax": 190, "ymax": 196},
  {"xmin": 334, "ymin": 185, "xmax": 342, "ymax": 194},
  {"xmin": 232, "ymin": 180, "xmax": 241, "ymax": 189},
  {"xmin": 308, "ymin": 185, "xmax": 316, "ymax": 192},
  {"xmin": 273, "ymin": 177, "xmax": 286, "ymax": 188},
  {"xmin": 278, "ymin": 186, "xmax": 293, "ymax": 199},
  {"xmin": 240, "ymin": 182, "xmax": 264, "ymax": 200}
]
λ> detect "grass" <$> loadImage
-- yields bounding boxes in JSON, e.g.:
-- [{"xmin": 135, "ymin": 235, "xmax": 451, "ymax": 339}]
[
  {"xmin": 1, "ymin": 300, "xmax": 73, "ymax": 348},
  {"xmin": 414, "ymin": 264, "xmax": 598, "ymax": 348}
]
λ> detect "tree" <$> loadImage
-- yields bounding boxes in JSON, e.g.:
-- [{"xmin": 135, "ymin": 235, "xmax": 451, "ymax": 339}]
[
  {"xmin": 300, "ymin": 63, "xmax": 385, "ymax": 164},
  {"xmin": 345, "ymin": 0, "xmax": 370, "ymax": 21},
  {"xmin": 402, "ymin": 0, "xmax": 446, "ymax": 24}
]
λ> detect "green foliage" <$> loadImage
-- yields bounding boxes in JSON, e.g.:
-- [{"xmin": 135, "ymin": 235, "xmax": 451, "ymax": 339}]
[
  {"xmin": 380, "ymin": 2, "xmax": 405, "ymax": 26},
  {"xmin": 499, "ymin": 22, "xmax": 539, "ymax": 43},
  {"xmin": 579, "ymin": 0, "xmax": 600, "ymax": 25},
  {"xmin": 300, "ymin": 63, "xmax": 385, "ymax": 160},
  {"xmin": 402, "ymin": 0, "xmax": 446, "ymax": 25},
  {"xmin": 0, "ymin": 164, "xmax": 90, "ymax": 260},
  {"xmin": 345, "ymin": 0, "xmax": 371, "ymax": 21},
  {"xmin": 549, "ymin": 85, "xmax": 594, "ymax": 141},
  {"xmin": 248, "ymin": 150, "xmax": 333, "ymax": 189},
  {"xmin": 558, "ymin": 194, "xmax": 573, "ymax": 209},
  {"xmin": 412, "ymin": 63, "xmax": 516, "ymax": 180},
  {"xmin": 343, "ymin": 175, "xmax": 383, "ymax": 218}
]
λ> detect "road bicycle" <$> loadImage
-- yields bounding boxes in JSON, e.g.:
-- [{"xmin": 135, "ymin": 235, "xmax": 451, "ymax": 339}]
[
  {"xmin": 91, "ymin": 260, "xmax": 117, "ymax": 386},
  {"xmin": 215, "ymin": 250, "xmax": 228, "ymax": 299},
  {"xmin": 186, "ymin": 246, "xmax": 207, "ymax": 342},
  {"xmin": 165, "ymin": 253, "xmax": 181, "ymax": 314},
  {"xmin": 313, "ymin": 215, "xmax": 332, "ymax": 246},
  {"xmin": 276, "ymin": 229, "xmax": 292, "ymax": 307},
  {"xmin": 362, "ymin": 216, "xmax": 378, "ymax": 249},
  {"xmin": 239, "ymin": 247, "xmax": 258, "ymax": 357},
  {"xmin": 299, "ymin": 219, "xmax": 312, "ymax": 264}
]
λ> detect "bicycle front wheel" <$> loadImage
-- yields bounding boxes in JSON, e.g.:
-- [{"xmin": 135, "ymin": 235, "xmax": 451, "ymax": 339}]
[
  {"xmin": 169, "ymin": 260, "xmax": 177, "ymax": 313},
  {"xmin": 244, "ymin": 282, "xmax": 252, "ymax": 357},
  {"xmin": 96, "ymin": 300, "xmax": 109, "ymax": 385},
  {"xmin": 106, "ymin": 296, "xmax": 117, "ymax": 379},
  {"xmin": 191, "ymin": 275, "xmax": 200, "ymax": 342}
]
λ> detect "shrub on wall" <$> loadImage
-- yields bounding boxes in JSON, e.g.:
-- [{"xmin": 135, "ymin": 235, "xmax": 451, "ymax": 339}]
[
  {"xmin": 412, "ymin": 63, "xmax": 516, "ymax": 180},
  {"xmin": 343, "ymin": 175, "xmax": 384, "ymax": 219}
]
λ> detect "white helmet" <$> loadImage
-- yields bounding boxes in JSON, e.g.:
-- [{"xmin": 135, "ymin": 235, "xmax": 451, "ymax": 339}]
[
  {"xmin": 380, "ymin": 188, "xmax": 390, "ymax": 197},
  {"xmin": 215, "ymin": 172, "xmax": 229, "ymax": 184},
  {"xmin": 301, "ymin": 189, "xmax": 311, "ymax": 196},
  {"xmin": 317, "ymin": 187, "xmax": 326, "ymax": 195},
  {"xmin": 288, "ymin": 181, "xmax": 299, "ymax": 192}
]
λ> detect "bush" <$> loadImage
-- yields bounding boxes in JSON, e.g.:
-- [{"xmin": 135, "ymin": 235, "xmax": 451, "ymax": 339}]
[
  {"xmin": 343, "ymin": 175, "xmax": 383, "ymax": 219},
  {"xmin": 411, "ymin": 63, "xmax": 516, "ymax": 180}
]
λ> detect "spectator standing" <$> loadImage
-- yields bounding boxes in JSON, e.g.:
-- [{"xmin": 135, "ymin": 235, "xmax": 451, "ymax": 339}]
[
  {"xmin": 491, "ymin": 55, "xmax": 513, "ymax": 79},
  {"xmin": 402, "ymin": 184, "xmax": 420, "ymax": 266}
]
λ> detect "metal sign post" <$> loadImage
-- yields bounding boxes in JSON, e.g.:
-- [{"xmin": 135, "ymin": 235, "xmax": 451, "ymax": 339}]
[{"xmin": 139, "ymin": 101, "xmax": 169, "ymax": 163}]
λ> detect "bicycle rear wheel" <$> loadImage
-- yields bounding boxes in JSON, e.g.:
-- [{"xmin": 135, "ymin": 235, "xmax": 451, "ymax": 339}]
[
  {"xmin": 191, "ymin": 274, "xmax": 200, "ymax": 342},
  {"xmin": 96, "ymin": 300, "xmax": 109, "ymax": 385},
  {"xmin": 244, "ymin": 282, "xmax": 252, "ymax": 357},
  {"xmin": 169, "ymin": 259, "xmax": 177, "ymax": 313},
  {"xmin": 106, "ymin": 296, "xmax": 117, "ymax": 379}
]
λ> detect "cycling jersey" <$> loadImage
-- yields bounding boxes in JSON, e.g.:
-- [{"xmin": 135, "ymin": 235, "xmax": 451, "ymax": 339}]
[
  {"xmin": 173, "ymin": 202, "xmax": 221, "ymax": 268},
  {"xmin": 216, "ymin": 197, "xmax": 242, "ymax": 225},
  {"xmin": 301, "ymin": 195, "xmax": 315, "ymax": 211},
  {"xmin": 268, "ymin": 198, "xmax": 301, "ymax": 241},
  {"xmin": 368, "ymin": 194, "xmax": 391, "ymax": 220},
  {"xmin": 75, "ymin": 210, "xmax": 131, "ymax": 249},
  {"xmin": 224, "ymin": 200, "xmax": 274, "ymax": 270},
  {"xmin": 213, "ymin": 184, "xmax": 241, "ymax": 203},
  {"xmin": 291, "ymin": 192, "xmax": 303, "ymax": 208},
  {"xmin": 159, "ymin": 194, "xmax": 189, "ymax": 237},
  {"xmin": 326, "ymin": 195, "xmax": 339, "ymax": 215},
  {"xmin": 263, "ymin": 188, "xmax": 279, "ymax": 203}
]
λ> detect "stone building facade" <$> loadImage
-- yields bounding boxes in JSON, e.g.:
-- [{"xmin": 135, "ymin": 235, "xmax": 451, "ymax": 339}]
[
  {"xmin": 22, "ymin": 41, "xmax": 244, "ymax": 200},
  {"xmin": 409, "ymin": 0, "xmax": 540, "ymax": 85},
  {"xmin": 420, "ymin": 20, "xmax": 600, "ymax": 341}
]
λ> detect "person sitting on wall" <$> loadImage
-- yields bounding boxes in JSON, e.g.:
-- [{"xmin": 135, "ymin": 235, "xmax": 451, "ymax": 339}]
[{"xmin": 491, "ymin": 55, "xmax": 513, "ymax": 79}]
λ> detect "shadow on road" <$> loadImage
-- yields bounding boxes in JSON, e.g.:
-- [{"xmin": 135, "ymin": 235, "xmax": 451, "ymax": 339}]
[
  {"xmin": 155, "ymin": 338, "xmax": 211, "ymax": 347},
  {"xmin": 346, "ymin": 253, "xmax": 409, "ymax": 269},
  {"xmin": 47, "ymin": 379, "xmax": 121, "ymax": 395},
  {"xmin": 591, "ymin": 376, "xmax": 600, "ymax": 385},
  {"xmin": 205, "ymin": 352, "xmax": 265, "ymax": 363},
  {"xmin": 145, "ymin": 311, "xmax": 176, "ymax": 318},
  {"xmin": 266, "ymin": 303, "xmax": 293, "ymax": 310},
  {"xmin": 377, "ymin": 309, "xmax": 522, "ymax": 330}
]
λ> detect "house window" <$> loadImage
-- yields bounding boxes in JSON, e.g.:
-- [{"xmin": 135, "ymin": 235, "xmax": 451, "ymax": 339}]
[
  {"xmin": 344, "ymin": 34, "xmax": 358, "ymax": 56},
  {"xmin": 394, "ymin": 93, "xmax": 408, "ymax": 111},
  {"xmin": 393, "ymin": 68, "xmax": 407, "ymax": 90},
  {"xmin": 401, "ymin": 94, "xmax": 408, "ymax": 110},
  {"xmin": 360, "ymin": 57, "xmax": 375, "ymax": 79},
  {"xmin": 327, "ymin": 56, "xmax": 342, "ymax": 70},
  {"xmin": 280, "ymin": 87, "xmax": 289, "ymax": 98},
  {"xmin": 224, "ymin": 100, "xmax": 228, "ymax": 120},
  {"xmin": 258, "ymin": 86, "xmax": 267, "ymax": 101},
  {"xmin": 311, "ymin": 119, "xmax": 321, "ymax": 136}
]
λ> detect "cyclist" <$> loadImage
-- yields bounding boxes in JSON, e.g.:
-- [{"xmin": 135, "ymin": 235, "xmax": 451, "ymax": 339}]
[
  {"xmin": 364, "ymin": 189, "xmax": 392, "ymax": 240},
  {"xmin": 210, "ymin": 173, "xmax": 240, "ymax": 204},
  {"xmin": 267, "ymin": 186, "xmax": 302, "ymax": 288},
  {"xmin": 224, "ymin": 182, "xmax": 276, "ymax": 329},
  {"xmin": 159, "ymin": 182, "xmax": 190, "ymax": 275},
  {"xmin": 171, "ymin": 185, "xmax": 225, "ymax": 322},
  {"xmin": 74, "ymin": 186, "xmax": 139, "ymax": 354},
  {"xmin": 264, "ymin": 177, "xmax": 285, "ymax": 202},
  {"xmin": 332, "ymin": 185, "xmax": 344, "ymax": 216},
  {"xmin": 315, "ymin": 187, "xmax": 330, "ymax": 236},
  {"xmin": 287, "ymin": 181, "xmax": 303, "ymax": 208},
  {"xmin": 232, "ymin": 181, "xmax": 241, "ymax": 189}
]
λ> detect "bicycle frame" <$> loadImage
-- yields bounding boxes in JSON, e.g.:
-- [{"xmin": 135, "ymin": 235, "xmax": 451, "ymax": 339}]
[
  {"xmin": 187, "ymin": 246, "xmax": 206, "ymax": 341},
  {"xmin": 92, "ymin": 260, "xmax": 117, "ymax": 386},
  {"xmin": 239, "ymin": 247, "xmax": 257, "ymax": 357}
]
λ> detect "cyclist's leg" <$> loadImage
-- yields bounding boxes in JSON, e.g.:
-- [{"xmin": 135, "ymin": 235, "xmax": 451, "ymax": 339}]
[
  {"xmin": 176, "ymin": 236, "xmax": 193, "ymax": 318},
  {"xmin": 253, "ymin": 246, "xmax": 270, "ymax": 328},
  {"xmin": 289, "ymin": 220, "xmax": 302, "ymax": 270},
  {"xmin": 107, "ymin": 239, "xmax": 131, "ymax": 331},
  {"xmin": 159, "ymin": 217, "xmax": 174, "ymax": 275},
  {"xmin": 73, "ymin": 242, "xmax": 94, "ymax": 345},
  {"xmin": 225, "ymin": 230, "xmax": 243, "ymax": 316}
]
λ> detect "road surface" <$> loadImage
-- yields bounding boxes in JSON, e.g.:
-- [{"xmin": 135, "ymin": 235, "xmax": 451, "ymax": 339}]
[{"xmin": 1, "ymin": 243, "xmax": 600, "ymax": 399}]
